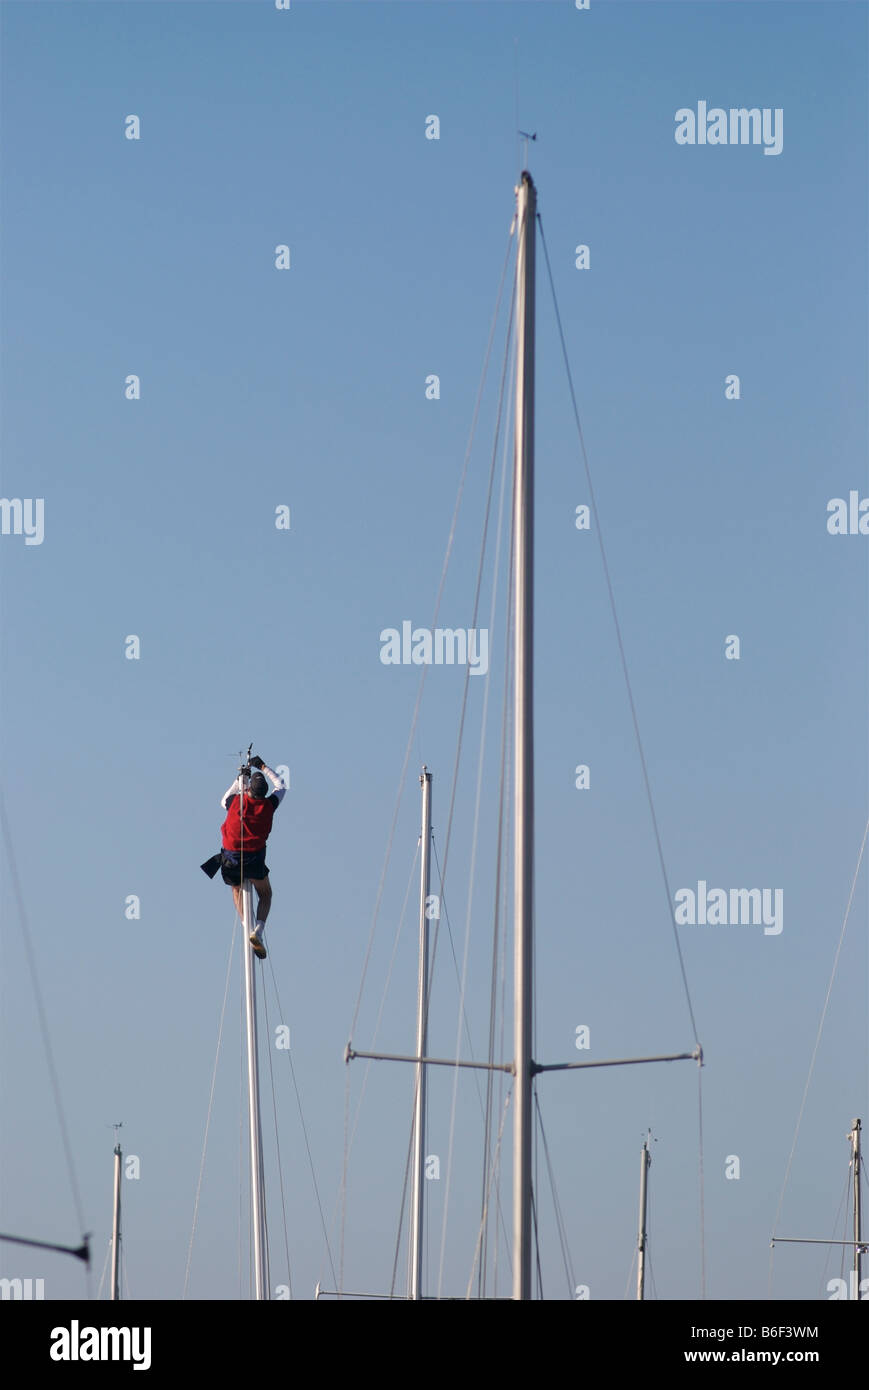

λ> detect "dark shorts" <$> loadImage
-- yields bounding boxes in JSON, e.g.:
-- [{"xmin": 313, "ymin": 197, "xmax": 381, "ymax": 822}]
[{"xmin": 220, "ymin": 849, "xmax": 269, "ymax": 886}]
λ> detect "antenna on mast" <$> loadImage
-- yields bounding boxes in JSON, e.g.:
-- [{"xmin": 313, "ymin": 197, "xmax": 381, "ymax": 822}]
[{"xmin": 513, "ymin": 38, "xmax": 537, "ymax": 172}]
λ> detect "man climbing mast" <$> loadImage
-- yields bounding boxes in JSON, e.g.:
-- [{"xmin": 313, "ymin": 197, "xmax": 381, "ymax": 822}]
[{"xmin": 219, "ymin": 754, "xmax": 285, "ymax": 959}]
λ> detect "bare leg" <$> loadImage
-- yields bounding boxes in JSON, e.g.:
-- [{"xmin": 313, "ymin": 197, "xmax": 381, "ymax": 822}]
[{"xmin": 250, "ymin": 876, "xmax": 272, "ymax": 923}]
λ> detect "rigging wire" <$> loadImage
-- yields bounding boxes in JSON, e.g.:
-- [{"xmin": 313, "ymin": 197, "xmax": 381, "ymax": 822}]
[
  {"xmin": 0, "ymin": 792, "xmax": 88, "ymax": 1250},
  {"xmin": 432, "ymin": 844, "xmax": 492, "ymax": 1097},
  {"xmin": 341, "ymin": 843, "xmax": 420, "ymax": 1169},
  {"xmin": 623, "ymin": 1248, "xmax": 637, "ymax": 1301},
  {"xmin": 480, "ymin": 531, "xmax": 514, "ymax": 1298},
  {"xmin": 648, "ymin": 1257, "xmax": 659, "ymax": 1301},
  {"xmin": 531, "ymin": 1177, "xmax": 543, "ymax": 1299},
  {"xmin": 426, "ymin": 261, "xmax": 516, "ymax": 994},
  {"xmin": 534, "ymin": 1089, "xmax": 576, "ymax": 1297},
  {"xmin": 465, "ymin": 1087, "xmax": 513, "ymax": 1298},
  {"xmin": 493, "ymin": 711, "xmax": 513, "ymax": 1298},
  {"xmin": 533, "ymin": 1080, "xmax": 540, "ymax": 1299},
  {"xmin": 337, "ymin": 222, "xmax": 517, "ymax": 1295},
  {"xmin": 343, "ymin": 224, "xmax": 516, "ymax": 1053},
  {"xmin": 432, "ymin": 839, "xmax": 513, "ymax": 1280},
  {"xmin": 475, "ymin": 563, "xmax": 516, "ymax": 1302},
  {"xmin": 389, "ymin": 983, "xmax": 513, "ymax": 1301},
  {"xmin": 435, "ymin": 305, "xmax": 516, "ymax": 1298},
  {"xmin": 537, "ymin": 216, "xmax": 701, "ymax": 1049},
  {"xmin": 261, "ymin": 978, "xmax": 292, "ymax": 1300},
  {"xmin": 389, "ymin": 914, "xmax": 514, "ymax": 1302},
  {"xmin": 837, "ymin": 1156, "xmax": 852, "ymax": 1288},
  {"xmin": 182, "ymin": 909, "xmax": 238, "ymax": 1299},
  {"xmin": 266, "ymin": 958, "xmax": 338, "ymax": 1293},
  {"xmin": 388, "ymin": 834, "xmax": 514, "ymax": 1299},
  {"xmin": 818, "ymin": 1169, "xmax": 851, "ymax": 1299},
  {"xmin": 770, "ymin": 814, "xmax": 869, "ymax": 1256},
  {"xmin": 96, "ymin": 1239, "xmax": 112, "ymax": 1301},
  {"xmin": 333, "ymin": 842, "xmax": 419, "ymax": 1292},
  {"xmin": 389, "ymin": 1106, "xmax": 417, "ymax": 1299},
  {"xmin": 538, "ymin": 210, "xmax": 708, "ymax": 1298},
  {"xmin": 404, "ymin": 1046, "xmax": 427, "ymax": 1300},
  {"xmin": 379, "ymin": 822, "xmax": 518, "ymax": 1300}
]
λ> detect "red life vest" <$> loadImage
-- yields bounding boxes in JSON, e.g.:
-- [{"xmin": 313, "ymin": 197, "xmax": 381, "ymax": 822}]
[{"xmin": 221, "ymin": 794, "xmax": 276, "ymax": 853}]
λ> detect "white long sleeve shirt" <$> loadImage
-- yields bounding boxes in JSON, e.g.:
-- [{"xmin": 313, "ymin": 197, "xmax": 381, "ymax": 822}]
[{"xmin": 221, "ymin": 763, "xmax": 286, "ymax": 810}]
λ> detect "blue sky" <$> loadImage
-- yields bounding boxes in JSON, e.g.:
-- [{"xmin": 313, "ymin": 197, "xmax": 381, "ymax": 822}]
[{"xmin": 1, "ymin": 0, "xmax": 867, "ymax": 1303}]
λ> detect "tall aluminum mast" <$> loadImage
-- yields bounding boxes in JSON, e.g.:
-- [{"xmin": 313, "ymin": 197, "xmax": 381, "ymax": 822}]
[
  {"xmin": 512, "ymin": 170, "xmax": 536, "ymax": 1301},
  {"xmin": 409, "ymin": 766, "xmax": 433, "ymax": 1300}
]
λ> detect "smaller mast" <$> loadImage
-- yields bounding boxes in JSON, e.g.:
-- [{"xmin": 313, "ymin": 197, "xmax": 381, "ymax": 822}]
[
  {"xmin": 110, "ymin": 1125, "xmax": 122, "ymax": 1301},
  {"xmin": 770, "ymin": 1115, "xmax": 866, "ymax": 1297},
  {"xmin": 636, "ymin": 1131, "xmax": 652, "ymax": 1301},
  {"xmin": 409, "ymin": 767, "xmax": 433, "ymax": 1301},
  {"xmin": 850, "ymin": 1118, "xmax": 862, "ymax": 1300}
]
